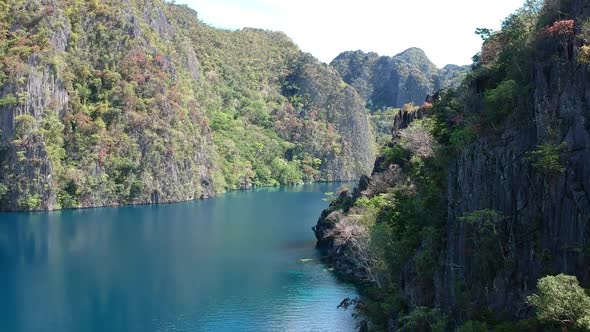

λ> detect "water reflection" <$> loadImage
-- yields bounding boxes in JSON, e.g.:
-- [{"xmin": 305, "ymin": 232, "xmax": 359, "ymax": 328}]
[{"xmin": 0, "ymin": 183, "xmax": 357, "ymax": 332}]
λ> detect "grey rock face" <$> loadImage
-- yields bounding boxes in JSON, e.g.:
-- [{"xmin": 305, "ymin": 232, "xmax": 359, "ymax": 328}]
[
  {"xmin": 316, "ymin": 0, "xmax": 590, "ymax": 325},
  {"xmin": 438, "ymin": 21, "xmax": 590, "ymax": 318},
  {"xmin": 331, "ymin": 48, "xmax": 468, "ymax": 110},
  {"xmin": 284, "ymin": 55, "xmax": 375, "ymax": 181},
  {"xmin": 0, "ymin": 0, "xmax": 216, "ymax": 211},
  {"xmin": 0, "ymin": 5, "xmax": 70, "ymax": 210},
  {"xmin": 0, "ymin": 0, "xmax": 374, "ymax": 211}
]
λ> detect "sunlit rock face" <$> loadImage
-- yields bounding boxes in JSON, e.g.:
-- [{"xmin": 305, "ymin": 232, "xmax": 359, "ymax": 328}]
[
  {"xmin": 331, "ymin": 48, "xmax": 468, "ymax": 110},
  {"xmin": 0, "ymin": 0, "xmax": 374, "ymax": 211}
]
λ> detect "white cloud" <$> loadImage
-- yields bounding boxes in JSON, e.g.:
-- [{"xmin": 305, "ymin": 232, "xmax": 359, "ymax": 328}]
[{"xmin": 174, "ymin": 0, "xmax": 525, "ymax": 67}]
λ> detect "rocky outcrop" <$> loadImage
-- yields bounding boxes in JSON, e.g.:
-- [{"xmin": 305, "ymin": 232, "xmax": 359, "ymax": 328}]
[
  {"xmin": 284, "ymin": 55, "xmax": 374, "ymax": 180},
  {"xmin": 331, "ymin": 48, "xmax": 468, "ymax": 110},
  {"xmin": 0, "ymin": 0, "xmax": 218, "ymax": 211},
  {"xmin": 0, "ymin": 1, "xmax": 70, "ymax": 211},
  {"xmin": 438, "ymin": 1, "xmax": 590, "ymax": 319},
  {"xmin": 313, "ymin": 177, "xmax": 369, "ymax": 275},
  {"xmin": 434, "ymin": 64, "xmax": 469, "ymax": 91},
  {"xmin": 0, "ymin": 0, "xmax": 375, "ymax": 211},
  {"xmin": 315, "ymin": 0, "xmax": 590, "ymax": 327}
]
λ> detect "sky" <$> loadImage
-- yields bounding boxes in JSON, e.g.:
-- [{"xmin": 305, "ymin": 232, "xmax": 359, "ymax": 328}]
[{"xmin": 173, "ymin": 0, "xmax": 525, "ymax": 68}]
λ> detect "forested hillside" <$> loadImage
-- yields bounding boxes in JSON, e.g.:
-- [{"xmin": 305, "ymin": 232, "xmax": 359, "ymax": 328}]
[
  {"xmin": 0, "ymin": 0, "xmax": 375, "ymax": 211},
  {"xmin": 331, "ymin": 48, "xmax": 468, "ymax": 111},
  {"xmin": 315, "ymin": 0, "xmax": 590, "ymax": 330}
]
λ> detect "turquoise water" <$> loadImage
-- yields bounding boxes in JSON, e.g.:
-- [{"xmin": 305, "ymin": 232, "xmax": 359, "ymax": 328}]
[{"xmin": 0, "ymin": 183, "xmax": 358, "ymax": 332}]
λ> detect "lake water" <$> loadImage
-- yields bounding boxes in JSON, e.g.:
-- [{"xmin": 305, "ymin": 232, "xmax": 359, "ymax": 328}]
[{"xmin": 0, "ymin": 183, "xmax": 358, "ymax": 332}]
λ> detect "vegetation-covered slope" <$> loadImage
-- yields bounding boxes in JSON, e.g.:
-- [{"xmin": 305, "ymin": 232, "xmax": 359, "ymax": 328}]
[
  {"xmin": 0, "ymin": 0, "xmax": 374, "ymax": 211},
  {"xmin": 315, "ymin": 0, "xmax": 590, "ymax": 330},
  {"xmin": 331, "ymin": 48, "xmax": 468, "ymax": 111}
]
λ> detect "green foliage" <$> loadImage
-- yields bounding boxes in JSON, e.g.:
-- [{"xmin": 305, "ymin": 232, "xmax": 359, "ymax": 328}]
[
  {"xmin": 356, "ymin": 194, "xmax": 392, "ymax": 211},
  {"xmin": 468, "ymin": 1, "xmax": 540, "ymax": 133},
  {"xmin": 175, "ymin": 6, "xmax": 370, "ymax": 189},
  {"xmin": 426, "ymin": 89, "xmax": 474, "ymax": 156},
  {"xmin": 475, "ymin": 28, "xmax": 495, "ymax": 41},
  {"xmin": 414, "ymin": 226, "xmax": 443, "ymax": 280},
  {"xmin": 0, "ymin": 0, "xmax": 374, "ymax": 209},
  {"xmin": 370, "ymin": 108, "xmax": 399, "ymax": 145},
  {"xmin": 0, "ymin": 183, "xmax": 8, "ymax": 200},
  {"xmin": 579, "ymin": 19, "xmax": 590, "ymax": 68},
  {"xmin": 449, "ymin": 127, "xmax": 475, "ymax": 151},
  {"xmin": 579, "ymin": 18, "xmax": 590, "ymax": 42},
  {"xmin": 460, "ymin": 209, "xmax": 503, "ymax": 225},
  {"xmin": 460, "ymin": 209, "xmax": 506, "ymax": 285},
  {"xmin": 527, "ymin": 274, "xmax": 590, "ymax": 330},
  {"xmin": 484, "ymin": 79, "xmax": 518, "ymax": 124},
  {"xmin": 383, "ymin": 144, "xmax": 410, "ymax": 165},
  {"xmin": 58, "ymin": 191, "xmax": 79, "ymax": 209},
  {"xmin": 526, "ymin": 143, "xmax": 566, "ymax": 176},
  {"xmin": 492, "ymin": 319, "xmax": 545, "ymax": 332},
  {"xmin": 343, "ymin": 103, "xmax": 449, "ymax": 326},
  {"xmin": 580, "ymin": 45, "xmax": 590, "ymax": 67},
  {"xmin": 321, "ymin": 1, "xmax": 583, "ymax": 330},
  {"xmin": 397, "ymin": 307, "xmax": 447, "ymax": 332},
  {"xmin": 458, "ymin": 320, "xmax": 488, "ymax": 332},
  {"xmin": 0, "ymin": 94, "xmax": 17, "ymax": 107},
  {"xmin": 20, "ymin": 194, "xmax": 41, "ymax": 210},
  {"xmin": 14, "ymin": 114, "xmax": 36, "ymax": 140},
  {"xmin": 40, "ymin": 109, "xmax": 66, "ymax": 175},
  {"xmin": 270, "ymin": 157, "xmax": 303, "ymax": 185}
]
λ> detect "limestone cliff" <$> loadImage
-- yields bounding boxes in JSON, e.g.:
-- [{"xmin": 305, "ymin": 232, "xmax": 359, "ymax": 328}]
[
  {"xmin": 315, "ymin": 0, "xmax": 590, "ymax": 328},
  {"xmin": 439, "ymin": 0, "xmax": 590, "ymax": 320},
  {"xmin": 0, "ymin": 0, "xmax": 374, "ymax": 211},
  {"xmin": 330, "ymin": 48, "xmax": 468, "ymax": 110},
  {"xmin": 282, "ymin": 54, "xmax": 374, "ymax": 181}
]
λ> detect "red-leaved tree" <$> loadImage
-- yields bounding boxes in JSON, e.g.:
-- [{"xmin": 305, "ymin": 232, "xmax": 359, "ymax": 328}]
[{"xmin": 542, "ymin": 20, "xmax": 576, "ymax": 58}]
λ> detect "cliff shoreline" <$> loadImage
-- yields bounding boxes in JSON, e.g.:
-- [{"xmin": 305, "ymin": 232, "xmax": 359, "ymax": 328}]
[{"xmin": 314, "ymin": 1, "xmax": 590, "ymax": 329}]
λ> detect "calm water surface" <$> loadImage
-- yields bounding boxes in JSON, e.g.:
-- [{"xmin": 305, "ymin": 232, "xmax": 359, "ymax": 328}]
[{"xmin": 0, "ymin": 183, "xmax": 358, "ymax": 332}]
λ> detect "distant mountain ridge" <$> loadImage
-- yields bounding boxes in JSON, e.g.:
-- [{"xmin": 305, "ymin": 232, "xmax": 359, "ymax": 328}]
[{"xmin": 331, "ymin": 48, "xmax": 469, "ymax": 110}]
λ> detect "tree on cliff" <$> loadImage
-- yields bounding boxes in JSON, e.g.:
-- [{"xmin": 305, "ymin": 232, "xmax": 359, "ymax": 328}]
[{"xmin": 527, "ymin": 274, "xmax": 590, "ymax": 330}]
